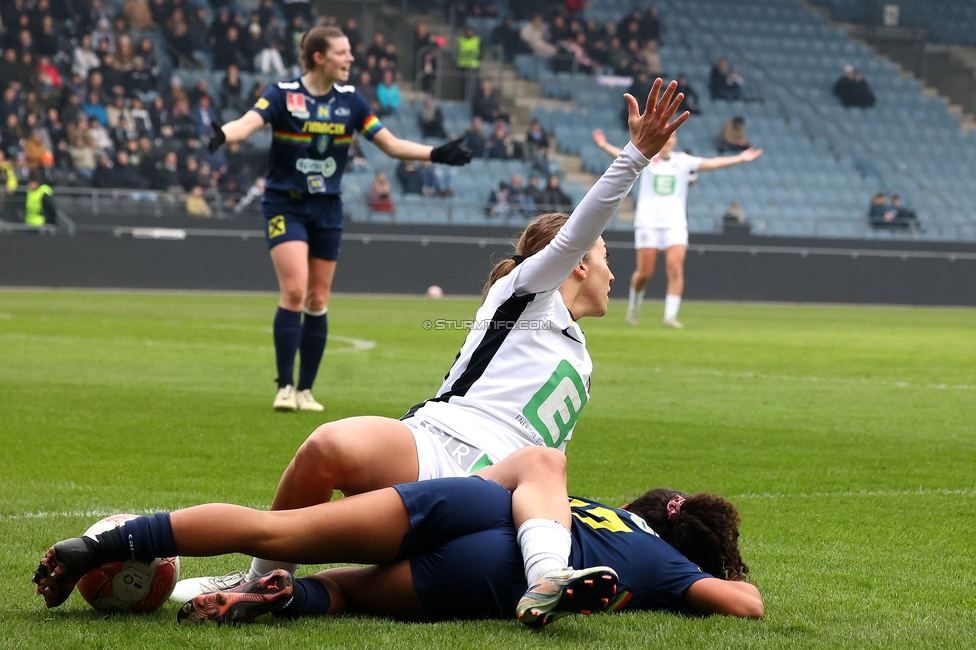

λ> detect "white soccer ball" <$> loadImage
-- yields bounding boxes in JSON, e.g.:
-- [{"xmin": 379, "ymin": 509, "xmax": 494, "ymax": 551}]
[
  {"xmin": 426, "ymin": 285, "xmax": 444, "ymax": 299},
  {"xmin": 76, "ymin": 514, "xmax": 180, "ymax": 614}
]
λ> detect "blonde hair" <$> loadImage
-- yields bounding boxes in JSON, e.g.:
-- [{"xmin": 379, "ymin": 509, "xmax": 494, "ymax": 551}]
[{"xmin": 483, "ymin": 212, "xmax": 572, "ymax": 298}]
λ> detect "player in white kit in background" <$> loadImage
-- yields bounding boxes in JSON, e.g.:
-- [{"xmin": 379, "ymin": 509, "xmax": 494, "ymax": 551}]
[{"xmin": 592, "ymin": 129, "xmax": 762, "ymax": 328}]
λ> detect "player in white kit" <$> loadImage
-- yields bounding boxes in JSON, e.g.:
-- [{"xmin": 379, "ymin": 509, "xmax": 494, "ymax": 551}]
[
  {"xmin": 174, "ymin": 80, "xmax": 690, "ymax": 600},
  {"xmin": 592, "ymin": 129, "xmax": 762, "ymax": 327}
]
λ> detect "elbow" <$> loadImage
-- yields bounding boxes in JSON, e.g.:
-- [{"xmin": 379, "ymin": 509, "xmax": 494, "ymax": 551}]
[
  {"xmin": 733, "ymin": 586, "xmax": 764, "ymax": 619},
  {"xmin": 740, "ymin": 595, "xmax": 764, "ymax": 619}
]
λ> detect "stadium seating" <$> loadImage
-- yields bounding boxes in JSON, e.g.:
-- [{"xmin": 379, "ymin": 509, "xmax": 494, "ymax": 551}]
[
  {"xmin": 513, "ymin": 0, "xmax": 976, "ymax": 241},
  {"xmin": 811, "ymin": 0, "xmax": 976, "ymax": 46}
]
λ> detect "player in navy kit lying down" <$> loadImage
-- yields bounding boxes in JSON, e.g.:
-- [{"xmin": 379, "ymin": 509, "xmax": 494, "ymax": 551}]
[{"xmin": 34, "ymin": 448, "xmax": 763, "ymax": 627}]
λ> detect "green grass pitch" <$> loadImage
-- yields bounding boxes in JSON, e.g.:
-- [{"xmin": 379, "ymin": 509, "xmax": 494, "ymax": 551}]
[{"xmin": 1, "ymin": 289, "xmax": 974, "ymax": 649}]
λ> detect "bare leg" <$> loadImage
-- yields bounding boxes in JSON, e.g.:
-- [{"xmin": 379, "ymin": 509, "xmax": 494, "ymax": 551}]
[
  {"xmin": 305, "ymin": 257, "xmax": 336, "ymax": 313},
  {"xmin": 270, "ymin": 241, "xmax": 310, "ymax": 311},
  {"xmin": 270, "ymin": 416, "xmax": 421, "ymax": 511},
  {"xmin": 664, "ymin": 244, "xmax": 686, "ymax": 297},
  {"xmin": 630, "ymin": 247, "xmax": 658, "ymax": 293},
  {"xmin": 170, "ymin": 487, "xmax": 410, "ymax": 565},
  {"xmin": 318, "ymin": 563, "xmax": 426, "ymax": 620},
  {"xmin": 477, "ymin": 447, "xmax": 570, "ymax": 529}
]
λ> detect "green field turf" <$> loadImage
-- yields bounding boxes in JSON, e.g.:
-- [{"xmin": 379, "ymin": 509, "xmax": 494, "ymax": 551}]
[{"xmin": 1, "ymin": 289, "xmax": 974, "ymax": 649}]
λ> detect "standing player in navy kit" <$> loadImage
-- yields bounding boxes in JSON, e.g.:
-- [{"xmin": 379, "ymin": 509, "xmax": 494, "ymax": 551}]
[{"xmin": 208, "ymin": 26, "xmax": 471, "ymax": 412}]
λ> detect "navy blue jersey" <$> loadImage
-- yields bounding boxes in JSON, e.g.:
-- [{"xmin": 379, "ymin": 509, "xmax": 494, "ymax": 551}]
[
  {"xmin": 394, "ymin": 478, "xmax": 712, "ymax": 620},
  {"xmin": 250, "ymin": 78, "xmax": 383, "ymax": 195},
  {"xmin": 567, "ymin": 496, "xmax": 710, "ymax": 614}
]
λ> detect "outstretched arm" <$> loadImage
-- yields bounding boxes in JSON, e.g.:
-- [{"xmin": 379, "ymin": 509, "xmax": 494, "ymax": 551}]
[
  {"xmin": 218, "ymin": 110, "xmax": 266, "ymax": 144},
  {"xmin": 371, "ymin": 128, "xmax": 435, "ymax": 160},
  {"xmin": 592, "ymin": 128, "xmax": 623, "ymax": 158},
  {"xmin": 372, "ymin": 128, "xmax": 473, "ymax": 165},
  {"xmin": 696, "ymin": 147, "xmax": 763, "ymax": 172},
  {"xmin": 684, "ymin": 577, "xmax": 764, "ymax": 618},
  {"xmin": 515, "ymin": 79, "xmax": 689, "ymax": 295}
]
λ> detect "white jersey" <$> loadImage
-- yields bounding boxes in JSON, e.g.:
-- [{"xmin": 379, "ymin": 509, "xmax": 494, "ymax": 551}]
[
  {"xmin": 408, "ymin": 142, "xmax": 650, "ymax": 465},
  {"xmin": 633, "ymin": 151, "xmax": 702, "ymax": 229}
]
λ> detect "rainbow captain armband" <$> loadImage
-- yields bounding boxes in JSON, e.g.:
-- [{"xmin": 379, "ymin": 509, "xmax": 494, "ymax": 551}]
[{"xmin": 360, "ymin": 115, "xmax": 383, "ymax": 139}]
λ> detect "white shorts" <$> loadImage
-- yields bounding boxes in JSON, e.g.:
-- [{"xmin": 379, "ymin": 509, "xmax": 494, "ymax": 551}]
[
  {"xmin": 634, "ymin": 225, "xmax": 689, "ymax": 251},
  {"xmin": 402, "ymin": 416, "xmax": 495, "ymax": 481}
]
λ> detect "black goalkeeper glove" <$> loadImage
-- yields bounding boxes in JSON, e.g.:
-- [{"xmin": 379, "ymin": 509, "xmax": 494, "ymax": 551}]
[
  {"xmin": 208, "ymin": 121, "xmax": 226, "ymax": 154},
  {"xmin": 430, "ymin": 137, "xmax": 473, "ymax": 166}
]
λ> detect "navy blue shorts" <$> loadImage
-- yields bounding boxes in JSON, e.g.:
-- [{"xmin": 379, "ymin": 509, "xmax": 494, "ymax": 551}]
[
  {"xmin": 394, "ymin": 477, "xmax": 527, "ymax": 621},
  {"xmin": 262, "ymin": 190, "xmax": 343, "ymax": 261}
]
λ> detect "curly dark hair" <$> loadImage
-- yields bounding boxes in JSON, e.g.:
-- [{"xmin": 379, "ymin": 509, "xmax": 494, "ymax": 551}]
[{"xmin": 627, "ymin": 488, "xmax": 749, "ymax": 581}]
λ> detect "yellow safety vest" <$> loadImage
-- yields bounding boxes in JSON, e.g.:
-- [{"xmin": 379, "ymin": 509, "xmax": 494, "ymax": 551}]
[
  {"xmin": 457, "ymin": 35, "xmax": 481, "ymax": 69},
  {"xmin": 25, "ymin": 184, "xmax": 53, "ymax": 227},
  {"xmin": 0, "ymin": 161, "xmax": 16, "ymax": 190}
]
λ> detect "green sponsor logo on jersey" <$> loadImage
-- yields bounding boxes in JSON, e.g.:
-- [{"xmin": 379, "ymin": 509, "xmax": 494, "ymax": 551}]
[
  {"xmin": 522, "ymin": 360, "xmax": 588, "ymax": 448},
  {"xmin": 653, "ymin": 174, "xmax": 676, "ymax": 195}
]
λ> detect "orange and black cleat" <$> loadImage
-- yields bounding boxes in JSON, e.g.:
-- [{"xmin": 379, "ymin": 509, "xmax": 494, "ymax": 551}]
[{"xmin": 177, "ymin": 569, "xmax": 294, "ymax": 626}]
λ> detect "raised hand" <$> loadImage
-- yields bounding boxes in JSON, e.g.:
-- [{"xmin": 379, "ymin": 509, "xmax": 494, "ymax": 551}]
[
  {"xmin": 739, "ymin": 148, "xmax": 763, "ymax": 162},
  {"xmin": 592, "ymin": 129, "xmax": 607, "ymax": 147},
  {"xmin": 623, "ymin": 79, "xmax": 689, "ymax": 159}
]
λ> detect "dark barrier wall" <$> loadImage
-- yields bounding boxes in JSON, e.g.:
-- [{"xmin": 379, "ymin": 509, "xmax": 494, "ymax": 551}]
[{"xmin": 2, "ymin": 224, "xmax": 975, "ymax": 306}]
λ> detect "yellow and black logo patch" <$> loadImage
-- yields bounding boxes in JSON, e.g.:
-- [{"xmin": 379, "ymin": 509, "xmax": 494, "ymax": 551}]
[
  {"xmin": 268, "ymin": 215, "xmax": 285, "ymax": 238},
  {"xmin": 254, "ymin": 97, "xmax": 270, "ymax": 110}
]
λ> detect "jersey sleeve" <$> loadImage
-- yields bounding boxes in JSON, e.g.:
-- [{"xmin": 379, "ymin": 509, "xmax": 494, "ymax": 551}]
[
  {"xmin": 353, "ymin": 91, "xmax": 384, "ymax": 140},
  {"xmin": 568, "ymin": 498, "xmax": 713, "ymax": 614},
  {"xmin": 249, "ymin": 84, "xmax": 280, "ymax": 125},
  {"xmin": 513, "ymin": 142, "xmax": 649, "ymax": 296},
  {"xmin": 682, "ymin": 153, "xmax": 703, "ymax": 172}
]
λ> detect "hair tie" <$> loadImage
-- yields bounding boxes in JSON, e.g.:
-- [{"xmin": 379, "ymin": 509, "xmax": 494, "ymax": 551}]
[
  {"xmin": 512, "ymin": 254, "xmax": 526, "ymax": 265},
  {"xmin": 666, "ymin": 495, "xmax": 686, "ymax": 521}
]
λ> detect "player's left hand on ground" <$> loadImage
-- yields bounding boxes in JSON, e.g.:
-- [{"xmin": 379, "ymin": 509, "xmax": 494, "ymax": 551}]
[
  {"xmin": 740, "ymin": 148, "xmax": 763, "ymax": 162},
  {"xmin": 430, "ymin": 137, "xmax": 473, "ymax": 166},
  {"xmin": 208, "ymin": 121, "xmax": 226, "ymax": 154},
  {"xmin": 625, "ymin": 78, "xmax": 689, "ymax": 159}
]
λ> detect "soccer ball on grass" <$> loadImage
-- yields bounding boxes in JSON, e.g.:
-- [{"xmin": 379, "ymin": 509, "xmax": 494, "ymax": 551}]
[{"xmin": 76, "ymin": 514, "xmax": 180, "ymax": 613}]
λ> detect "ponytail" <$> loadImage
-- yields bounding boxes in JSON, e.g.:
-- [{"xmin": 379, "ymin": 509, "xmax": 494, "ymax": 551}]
[
  {"xmin": 628, "ymin": 488, "xmax": 749, "ymax": 581},
  {"xmin": 482, "ymin": 212, "xmax": 569, "ymax": 298}
]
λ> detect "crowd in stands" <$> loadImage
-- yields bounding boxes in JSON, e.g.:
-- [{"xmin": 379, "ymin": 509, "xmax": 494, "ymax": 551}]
[
  {"xmin": 486, "ymin": 172, "xmax": 571, "ymax": 218},
  {"xmin": 868, "ymin": 192, "xmax": 918, "ymax": 230},
  {"xmin": 0, "ymin": 0, "xmax": 313, "ymax": 209},
  {"xmin": 833, "ymin": 65, "xmax": 875, "ymax": 108},
  {"xmin": 507, "ymin": 7, "xmax": 666, "ymax": 78},
  {"xmin": 0, "ymin": 0, "xmax": 425, "ymax": 216}
]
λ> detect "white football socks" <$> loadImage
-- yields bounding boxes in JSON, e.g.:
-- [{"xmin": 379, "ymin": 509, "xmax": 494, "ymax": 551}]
[
  {"xmin": 628, "ymin": 286, "xmax": 644, "ymax": 315},
  {"xmin": 517, "ymin": 518, "xmax": 572, "ymax": 586},
  {"xmin": 249, "ymin": 557, "xmax": 298, "ymax": 581},
  {"xmin": 664, "ymin": 294, "xmax": 682, "ymax": 321}
]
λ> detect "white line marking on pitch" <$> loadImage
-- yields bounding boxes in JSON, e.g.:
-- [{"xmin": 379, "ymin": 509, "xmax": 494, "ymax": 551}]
[
  {"xmin": 210, "ymin": 326, "xmax": 375, "ymax": 352},
  {"xmin": 329, "ymin": 335, "xmax": 376, "ymax": 352},
  {"xmin": 0, "ymin": 332, "xmax": 376, "ymax": 354},
  {"xmin": 7, "ymin": 489, "xmax": 975, "ymax": 521},
  {"xmin": 734, "ymin": 487, "xmax": 976, "ymax": 500},
  {"xmin": 653, "ymin": 366, "xmax": 975, "ymax": 391},
  {"xmin": 1, "ymin": 503, "xmax": 269, "ymax": 521}
]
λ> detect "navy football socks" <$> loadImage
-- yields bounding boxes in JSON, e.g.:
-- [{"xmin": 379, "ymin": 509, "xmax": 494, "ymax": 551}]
[
  {"xmin": 297, "ymin": 311, "xmax": 328, "ymax": 391},
  {"xmin": 273, "ymin": 577, "xmax": 332, "ymax": 619},
  {"xmin": 273, "ymin": 307, "xmax": 303, "ymax": 387},
  {"xmin": 91, "ymin": 513, "xmax": 177, "ymax": 564}
]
